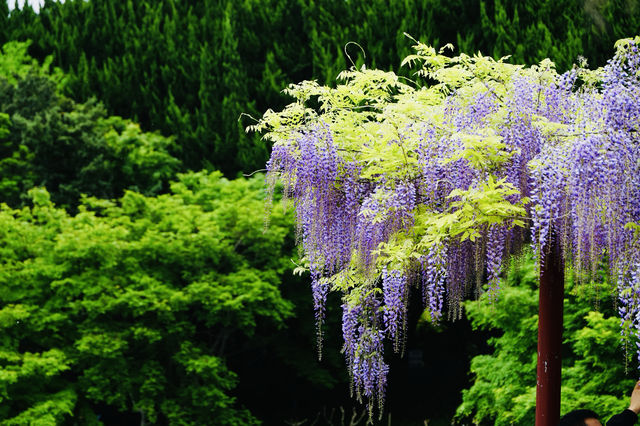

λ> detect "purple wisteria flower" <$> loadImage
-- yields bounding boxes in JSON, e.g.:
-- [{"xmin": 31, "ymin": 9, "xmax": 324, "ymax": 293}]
[
  {"xmin": 382, "ymin": 267, "xmax": 407, "ymax": 351},
  {"xmin": 262, "ymin": 38, "xmax": 640, "ymax": 416}
]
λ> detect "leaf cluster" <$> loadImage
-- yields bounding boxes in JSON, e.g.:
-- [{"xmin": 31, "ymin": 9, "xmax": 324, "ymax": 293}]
[
  {"xmin": 0, "ymin": 172, "xmax": 295, "ymax": 424},
  {"xmin": 0, "ymin": 41, "xmax": 180, "ymax": 210},
  {"xmin": 456, "ymin": 257, "xmax": 634, "ymax": 425},
  {"xmin": 255, "ymin": 39, "xmax": 536, "ymax": 274}
]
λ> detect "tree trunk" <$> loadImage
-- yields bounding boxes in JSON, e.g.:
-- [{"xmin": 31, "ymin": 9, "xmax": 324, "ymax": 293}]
[{"xmin": 535, "ymin": 236, "xmax": 564, "ymax": 426}]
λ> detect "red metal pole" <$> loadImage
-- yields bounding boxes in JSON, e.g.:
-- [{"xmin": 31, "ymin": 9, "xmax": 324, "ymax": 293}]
[{"xmin": 535, "ymin": 236, "xmax": 564, "ymax": 426}]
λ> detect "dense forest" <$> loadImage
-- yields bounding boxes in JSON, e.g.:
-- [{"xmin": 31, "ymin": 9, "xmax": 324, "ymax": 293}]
[
  {"xmin": 2, "ymin": 0, "xmax": 640, "ymax": 175},
  {"xmin": 1, "ymin": 0, "xmax": 639, "ymax": 424}
]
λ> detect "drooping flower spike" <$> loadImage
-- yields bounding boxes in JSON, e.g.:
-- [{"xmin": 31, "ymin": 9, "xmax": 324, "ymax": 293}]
[{"xmin": 255, "ymin": 36, "xmax": 640, "ymax": 417}]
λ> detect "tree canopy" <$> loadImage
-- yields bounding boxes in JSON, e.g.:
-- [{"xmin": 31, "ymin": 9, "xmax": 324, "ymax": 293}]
[
  {"xmin": 0, "ymin": 40, "xmax": 180, "ymax": 210},
  {"xmin": 2, "ymin": 0, "xmax": 639, "ymax": 175},
  {"xmin": 254, "ymin": 36, "xmax": 640, "ymax": 416},
  {"xmin": 0, "ymin": 172, "xmax": 297, "ymax": 424}
]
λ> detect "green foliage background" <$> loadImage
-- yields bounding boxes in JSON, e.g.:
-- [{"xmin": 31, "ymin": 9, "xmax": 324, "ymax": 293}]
[
  {"xmin": 0, "ymin": 171, "xmax": 328, "ymax": 424},
  {"xmin": 0, "ymin": 39, "xmax": 352, "ymax": 424},
  {"xmin": 0, "ymin": 173, "xmax": 289, "ymax": 423},
  {"xmin": 2, "ymin": 0, "xmax": 639, "ymax": 175},
  {"xmin": 457, "ymin": 258, "xmax": 635, "ymax": 425},
  {"xmin": 1, "ymin": 1, "xmax": 640, "ymax": 424}
]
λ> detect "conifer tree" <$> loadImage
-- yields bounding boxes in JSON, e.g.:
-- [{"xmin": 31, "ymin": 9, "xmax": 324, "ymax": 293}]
[{"xmin": 4, "ymin": 0, "xmax": 640, "ymax": 175}]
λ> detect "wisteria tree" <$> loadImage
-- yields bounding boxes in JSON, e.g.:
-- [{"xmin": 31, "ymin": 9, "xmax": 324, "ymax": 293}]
[{"xmin": 250, "ymin": 35, "xmax": 640, "ymax": 425}]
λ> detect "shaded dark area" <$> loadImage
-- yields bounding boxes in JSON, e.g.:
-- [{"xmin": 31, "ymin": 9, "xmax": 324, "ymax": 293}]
[
  {"xmin": 232, "ymin": 281, "xmax": 495, "ymax": 425},
  {"xmin": 385, "ymin": 289, "xmax": 494, "ymax": 425},
  {"xmin": 231, "ymin": 289, "xmax": 353, "ymax": 425}
]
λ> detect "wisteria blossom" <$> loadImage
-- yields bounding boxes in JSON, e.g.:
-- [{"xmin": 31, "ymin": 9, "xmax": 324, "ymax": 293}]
[{"xmin": 257, "ymin": 37, "xmax": 640, "ymax": 416}]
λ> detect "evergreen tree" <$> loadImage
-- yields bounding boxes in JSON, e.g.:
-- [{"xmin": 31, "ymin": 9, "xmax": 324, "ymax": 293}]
[
  {"xmin": 3, "ymin": 0, "xmax": 639, "ymax": 174},
  {"xmin": 0, "ymin": 41, "xmax": 180, "ymax": 210}
]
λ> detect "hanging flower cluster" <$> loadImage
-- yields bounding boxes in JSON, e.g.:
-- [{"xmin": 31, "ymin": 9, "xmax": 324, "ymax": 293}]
[{"xmin": 252, "ymin": 36, "xmax": 640, "ymax": 416}]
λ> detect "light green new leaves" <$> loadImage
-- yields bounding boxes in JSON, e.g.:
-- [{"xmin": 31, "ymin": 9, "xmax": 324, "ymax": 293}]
[
  {"xmin": 615, "ymin": 36, "xmax": 640, "ymax": 58},
  {"xmin": 253, "ymin": 38, "xmax": 563, "ymax": 302},
  {"xmin": 0, "ymin": 171, "xmax": 295, "ymax": 424},
  {"xmin": 374, "ymin": 178, "xmax": 527, "ymax": 272},
  {"xmin": 402, "ymin": 35, "xmax": 520, "ymax": 96},
  {"xmin": 374, "ymin": 232, "xmax": 420, "ymax": 271},
  {"xmin": 0, "ymin": 40, "xmax": 65, "ymax": 87},
  {"xmin": 371, "ymin": 176, "xmax": 528, "ymax": 274},
  {"xmin": 247, "ymin": 102, "xmax": 317, "ymax": 145},
  {"xmin": 441, "ymin": 129, "xmax": 519, "ymax": 173},
  {"xmin": 446, "ymin": 177, "xmax": 528, "ymax": 228},
  {"xmin": 624, "ymin": 222, "xmax": 640, "ymax": 237},
  {"xmin": 251, "ymin": 67, "xmax": 410, "ymax": 145},
  {"xmin": 359, "ymin": 130, "xmax": 418, "ymax": 181}
]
